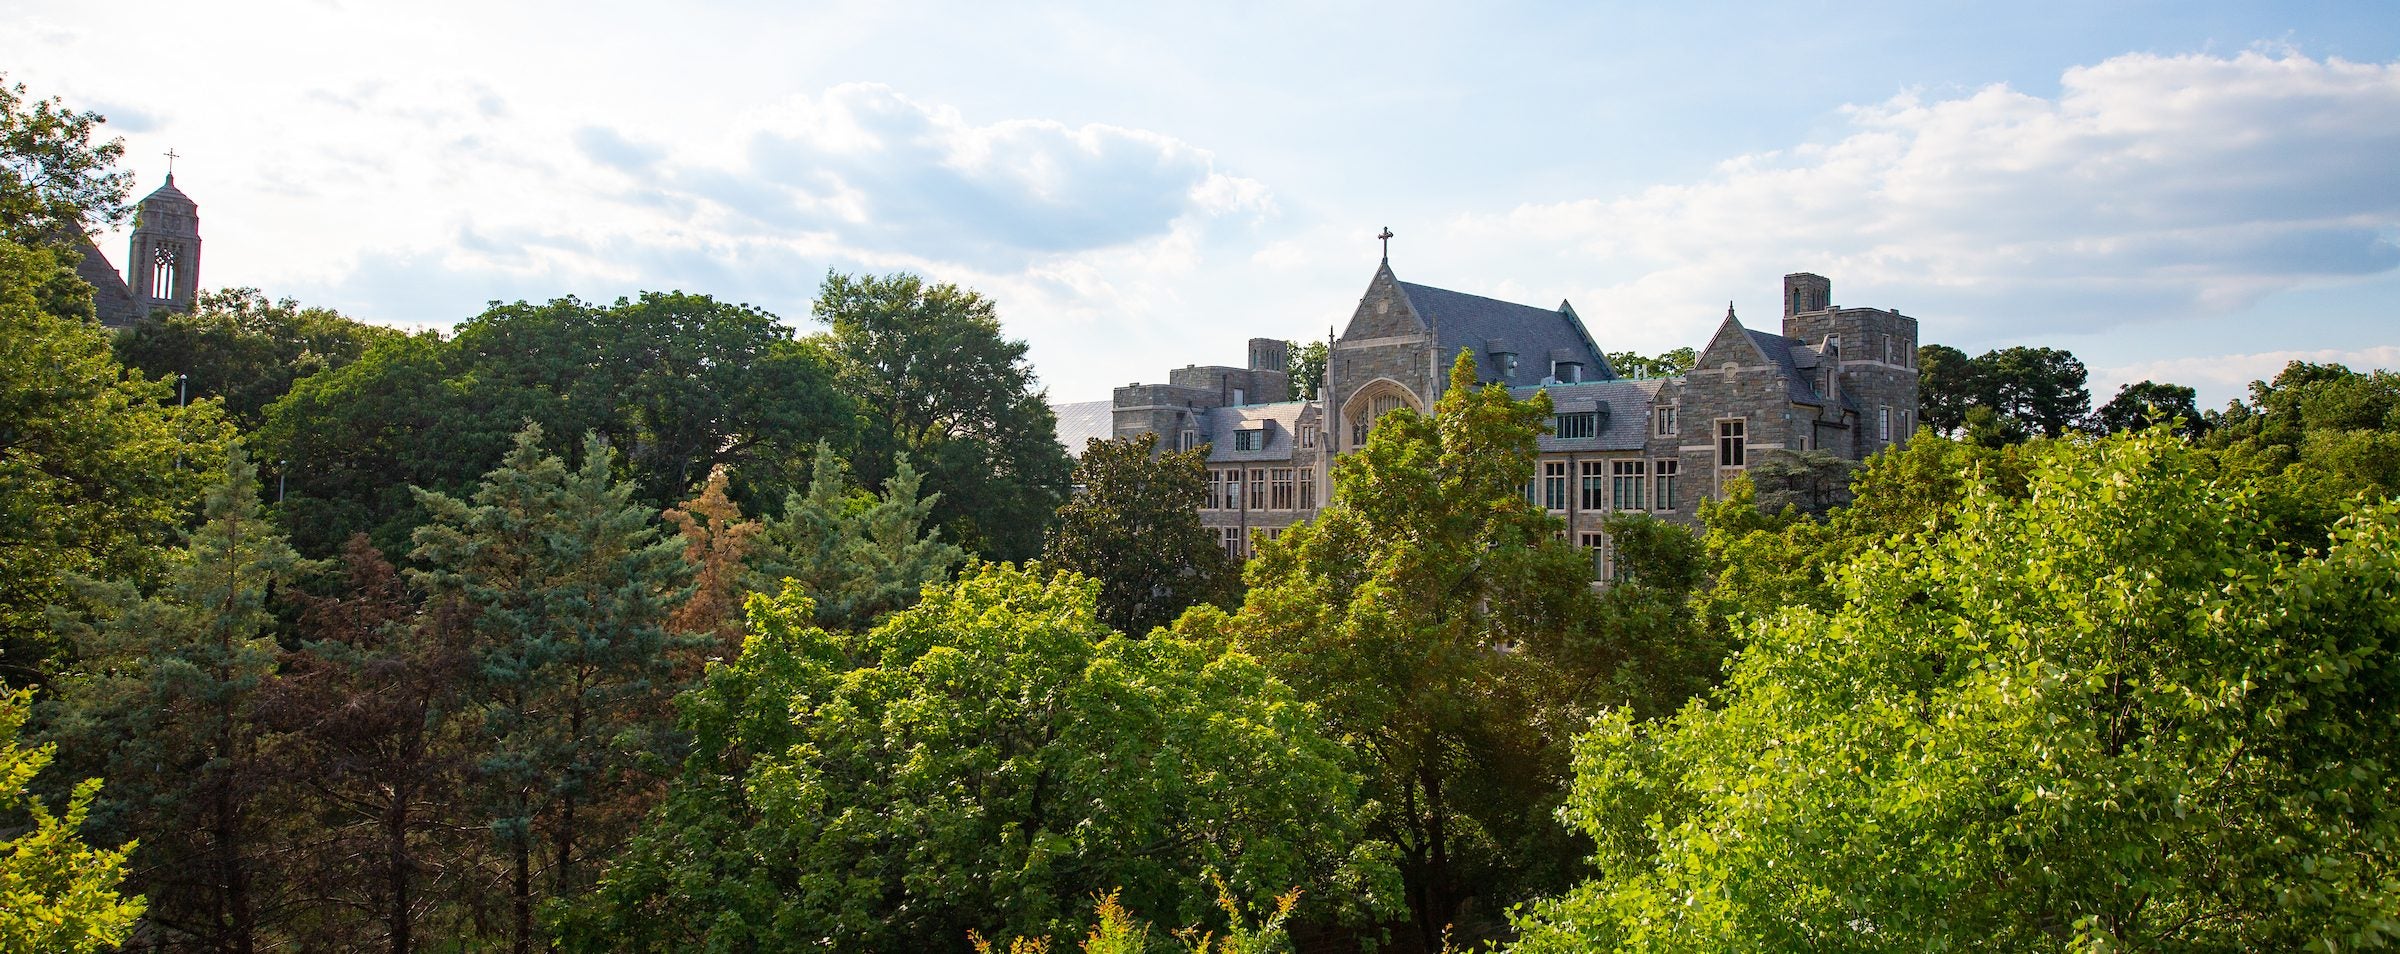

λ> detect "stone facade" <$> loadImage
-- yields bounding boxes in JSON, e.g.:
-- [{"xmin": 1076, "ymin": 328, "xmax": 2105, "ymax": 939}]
[
  {"xmin": 69, "ymin": 174, "xmax": 203, "ymax": 329},
  {"xmin": 1054, "ymin": 262, "xmax": 1920, "ymax": 577}
]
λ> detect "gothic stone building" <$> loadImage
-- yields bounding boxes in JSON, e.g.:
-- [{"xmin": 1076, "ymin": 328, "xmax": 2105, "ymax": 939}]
[
  {"xmin": 1053, "ymin": 260, "xmax": 1920, "ymax": 578},
  {"xmin": 73, "ymin": 174, "xmax": 205, "ymax": 328}
]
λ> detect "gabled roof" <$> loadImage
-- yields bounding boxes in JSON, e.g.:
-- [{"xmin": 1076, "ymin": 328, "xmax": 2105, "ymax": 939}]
[
  {"xmin": 1200, "ymin": 402, "xmax": 1312, "ymax": 463},
  {"xmin": 1396, "ymin": 281, "xmax": 1610, "ymax": 388},
  {"xmin": 72, "ymin": 238, "xmax": 142, "ymax": 329},
  {"xmin": 1051, "ymin": 399, "xmax": 1115, "ymax": 455},
  {"xmin": 1511, "ymin": 379, "xmax": 1665, "ymax": 452}
]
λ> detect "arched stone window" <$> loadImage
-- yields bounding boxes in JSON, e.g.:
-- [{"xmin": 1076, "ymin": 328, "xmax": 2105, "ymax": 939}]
[{"xmin": 1340, "ymin": 379, "xmax": 1421, "ymax": 450}]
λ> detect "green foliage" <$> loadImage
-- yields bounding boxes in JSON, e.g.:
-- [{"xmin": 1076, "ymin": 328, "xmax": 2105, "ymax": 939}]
[
  {"xmin": 2206, "ymin": 361, "xmax": 2400, "ymax": 501},
  {"xmin": 1511, "ymin": 430, "xmax": 2400, "ymax": 952},
  {"xmin": 813, "ymin": 271, "xmax": 1074, "ymax": 560},
  {"xmin": 750, "ymin": 440, "xmax": 964, "ymax": 632},
  {"xmin": 1047, "ymin": 433, "xmax": 1239, "ymax": 636},
  {"xmin": 0, "ymin": 75, "xmax": 131, "ymax": 243},
  {"xmin": 112, "ymin": 287, "xmax": 402, "ymax": 427},
  {"xmin": 39, "ymin": 452, "xmax": 306, "ymax": 949},
  {"xmin": 1915, "ymin": 343, "xmax": 2090, "ymax": 440},
  {"xmin": 258, "ymin": 292, "xmax": 851, "ymax": 556},
  {"xmin": 1219, "ymin": 351, "xmax": 1642, "ymax": 947},
  {"xmin": 0, "ymin": 239, "xmax": 231, "ymax": 684},
  {"xmin": 408, "ymin": 424, "xmax": 694, "ymax": 950},
  {"xmin": 1285, "ymin": 340, "xmax": 1327, "ymax": 401},
  {"xmin": 2091, "ymin": 378, "xmax": 2205, "ymax": 438},
  {"xmin": 1585, "ymin": 513, "xmax": 1722, "ymax": 720},
  {"xmin": 556, "ymin": 563, "xmax": 1383, "ymax": 952},
  {"xmin": 1742, "ymin": 448, "xmax": 1854, "ymax": 516},
  {"xmin": 972, "ymin": 883, "xmax": 1303, "ymax": 954},
  {"xmin": 1604, "ymin": 347, "xmax": 1694, "ymax": 380},
  {"xmin": 0, "ymin": 688, "xmax": 143, "ymax": 953}
]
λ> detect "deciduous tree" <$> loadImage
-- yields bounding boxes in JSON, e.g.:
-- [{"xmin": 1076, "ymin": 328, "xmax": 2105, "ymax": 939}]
[
  {"xmin": 1045, "ymin": 433, "xmax": 1238, "ymax": 636},
  {"xmin": 554, "ymin": 564, "xmax": 1391, "ymax": 952},
  {"xmin": 813, "ymin": 271, "xmax": 1073, "ymax": 560},
  {"xmin": 0, "ymin": 687, "xmax": 144, "ymax": 952},
  {"xmin": 113, "ymin": 288, "xmax": 403, "ymax": 427},
  {"xmin": 0, "ymin": 74, "xmax": 131, "ymax": 243},
  {"xmin": 1511, "ymin": 431, "xmax": 2400, "ymax": 952}
]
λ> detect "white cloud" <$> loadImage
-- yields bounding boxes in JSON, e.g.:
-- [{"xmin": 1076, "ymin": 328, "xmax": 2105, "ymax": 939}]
[
  {"xmin": 2097, "ymin": 345, "xmax": 2400, "ymax": 409},
  {"xmin": 1448, "ymin": 50, "xmax": 2400, "ymax": 345}
]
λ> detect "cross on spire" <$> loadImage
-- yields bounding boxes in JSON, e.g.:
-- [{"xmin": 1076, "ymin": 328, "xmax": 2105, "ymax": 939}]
[
  {"xmin": 1377, "ymin": 226, "xmax": 1394, "ymax": 262},
  {"xmin": 163, "ymin": 147, "xmax": 180, "ymax": 177}
]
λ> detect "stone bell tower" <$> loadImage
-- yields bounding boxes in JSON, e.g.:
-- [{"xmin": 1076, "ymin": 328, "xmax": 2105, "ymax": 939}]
[{"xmin": 126, "ymin": 173, "xmax": 202, "ymax": 316}]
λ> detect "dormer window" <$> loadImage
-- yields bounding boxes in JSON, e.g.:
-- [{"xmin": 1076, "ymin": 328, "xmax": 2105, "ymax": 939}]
[
  {"xmin": 1552, "ymin": 360, "xmax": 1583, "ymax": 383},
  {"xmin": 1233, "ymin": 423, "xmax": 1268, "ymax": 452},
  {"xmin": 1825, "ymin": 335, "xmax": 1841, "ymax": 360}
]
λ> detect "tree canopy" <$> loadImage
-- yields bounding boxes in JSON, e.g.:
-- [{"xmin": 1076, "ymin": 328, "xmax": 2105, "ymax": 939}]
[
  {"xmin": 0, "ymin": 74, "xmax": 131, "ymax": 243},
  {"xmin": 813, "ymin": 271, "xmax": 1073, "ymax": 561},
  {"xmin": 1046, "ymin": 433, "xmax": 1239, "ymax": 636},
  {"xmin": 1510, "ymin": 430, "xmax": 2400, "ymax": 952},
  {"xmin": 112, "ymin": 287, "xmax": 403, "ymax": 428},
  {"xmin": 556, "ymin": 563, "xmax": 1392, "ymax": 952}
]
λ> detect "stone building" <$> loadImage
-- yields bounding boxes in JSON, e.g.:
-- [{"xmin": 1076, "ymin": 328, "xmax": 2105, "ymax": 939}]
[
  {"xmin": 1053, "ymin": 257, "xmax": 1921, "ymax": 577},
  {"xmin": 72, "ymin": 174, "xmax": 204, "ymax": 328}
]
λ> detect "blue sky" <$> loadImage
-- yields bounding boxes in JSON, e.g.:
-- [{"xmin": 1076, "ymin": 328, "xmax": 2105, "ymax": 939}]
[{"xmin": 13, "ymin": 1, "xmax": 2398, "ymax": 408}]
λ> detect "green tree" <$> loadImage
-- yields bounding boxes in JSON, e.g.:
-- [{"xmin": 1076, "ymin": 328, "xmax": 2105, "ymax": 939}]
[
  {"xmin": 112, "ymin": 287, "xmax": 403, "ymax": 427},
  {"xmin": 260, "ymin": 536, "xmax": 476, "ymax": 953},
  {"xmin": 750, "ymin": 441, "xmax": 964, "ymax": 632},
  {"xmin": 1914, "ymin": 343, "xmax": 1975, "ymax": 434},
  {"xmin": 1286, "ymin": 339, "xmax": 1327, "ymax": 400},
  {"xmin": 1215, "ymin": 352, "xmax": 1630, "ymax": 948},
  {"xmin": 258, "ymin": 293, "xmax": 851, "ymax": 557},
  {"xmin": 40, "ymin": 453, "xmax": 306, "ymax": 950},
  {"xmin": 408, "ymin": 425, "xmax": 692, "ymax": 954},
  {"xmin": 1978, "ymin": 345, "xmax": 2090, "ymax": 438},
  {"xmin": 1510, "ymin": 430, "xmax": 2400, "ymax": 952},
  {"xmin": 813, "ymin": 271, "xmax": 1074, "ymax": 560},
  {"xmin": 0, "ymin": 688, "xmax": 144, "ymax": 953},
  {"xmin": 2206, "ymin": 361, "xmax": 2400, "ymax": 500},
  {"xmin": 554, "ymin": 564, "xmax": 1392, "ymax": 952},
  {"xmin": 2090, "ymin": 379, "xmax": 2205, "ymax": 438},
  {"xmin": 0, "ymin": 74, "xmax": 131, "ymax": 244},
  {"xmin": 1604, "ymin": 347, "xmax": 1695, "ymax": 380},
  {"xmin": 1046, "ymin": 433, "xmax": 1238, "ymax": 636},
  {"xmin": 1742, "ymin": 448, "xmax": 1854, "ymax": 516},
  {"xmin": 0, "ymin": 239, "xmax": 231, "ymax": 684}
]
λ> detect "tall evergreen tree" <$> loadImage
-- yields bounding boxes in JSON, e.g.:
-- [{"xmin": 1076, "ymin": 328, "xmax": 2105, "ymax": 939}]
[
  {"xmin": 750, "ymin": 441, "xmax": 963, "ymax": 632},
  {"xmin": 42, "ymin": 452, "xmax": 306, "ymax": 951},
  {"xmin": 661, "ymin": 466, "xmax": 759, "ymax": 660},
  {"xmin": 408, "ymin": 425, "xmax": 691, "ymax": 954},
  {"xmin": 262, "ymin": 536, "xmax": 473, "ymax": 953}
]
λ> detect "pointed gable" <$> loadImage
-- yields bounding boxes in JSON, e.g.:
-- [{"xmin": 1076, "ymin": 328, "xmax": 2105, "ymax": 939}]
[{"xmin": 1339, "ymin": 260, "xmax": 1429, "ymax": 341}]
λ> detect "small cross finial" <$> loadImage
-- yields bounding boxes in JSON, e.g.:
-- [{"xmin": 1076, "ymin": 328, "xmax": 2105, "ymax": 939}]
[
  {"xmin": 1377, "ymin": 226, "xmax": 1394, "ymax": 261},
  {"xmin": 163, "ymin": 148, "xmax": 180, "ymax": 176},
  {"xmin": 1727, "ymin": 300, "xmax": 1736, "ymax": 319}
]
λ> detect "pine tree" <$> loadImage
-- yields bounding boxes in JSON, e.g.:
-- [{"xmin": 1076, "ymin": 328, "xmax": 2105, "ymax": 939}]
[
  {"xmin": 750, "ymin": 441, "xmax": 962, "ymax": 631},
  {"xmin": 661, "ymin": 466, "xmax": 758, "ymax": 661},
  {"xmin": 408, "ymin": 424, "xmax": 691, "ymax": 954},
  {"xmin": 42, "ymin": 451, "xmax": 306, "ymax": 951},
  {"xmin": 261, "ymin": 536, "xmax": 472, "ymax": 953}
]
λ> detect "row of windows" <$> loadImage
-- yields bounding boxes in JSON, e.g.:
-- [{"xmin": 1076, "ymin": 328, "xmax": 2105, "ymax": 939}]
[
  {"xmin": 1534, "ymin": 459, "xmax": 1682, "ymax": 513},
  {"xmin": 1180, "ymin": 426, "xmax": 1319, "ymax": 453},
  {"xmin": 1219, "ymin": 526, "xmax": 1283, "ymax": 560},
  {"xmin": 1206, "ymin": 468, "xmax": 1317, "ymax": 511}
]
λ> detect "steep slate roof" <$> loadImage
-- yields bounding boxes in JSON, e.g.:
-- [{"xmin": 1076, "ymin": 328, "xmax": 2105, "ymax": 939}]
[
  {"xmin": 1512, "ymin": 379, "xmax": 1666, "ymax": 452},
  {"xmin": 1739, "ymin": 326, "xmax": 1857, "ymax": 412},
  {"xmin": 1050, "ymin": 400, "xmax": 1115, "ymax": 455},
  {"xmin": 1397, "ymin": 281, "xmax": 1611, "ymax": 387},
  {"xmin": 73, "ymin": 238, "xmax": 142, "ymax": 328},
  {"xmin": 1200, "ymin": 401, "xmax": 1311, "ymax": 463}
]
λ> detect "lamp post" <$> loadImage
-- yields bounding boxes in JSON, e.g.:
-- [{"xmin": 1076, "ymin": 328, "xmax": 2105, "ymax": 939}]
[
  {"xmin": 178, "ymin": 372, "xmax": 187, "ymax": 406},
  {"xmin": 278, "ymin": 460, "xmax": 288, "ymax": 503}
]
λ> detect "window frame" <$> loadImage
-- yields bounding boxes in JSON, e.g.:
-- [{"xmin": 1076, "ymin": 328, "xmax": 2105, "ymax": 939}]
[
  {"xmin": 1611, "ymin": 459, "xmax": 1647, "ymax": 511},
  {"xmin": 1717, "ymin": 419, "xmax": 1747, "ymax": 468},
  {"xmin": 1541, "ymin": 460, "xmax": 1570, "ymax": 512},
  {"xmin": 1653, "ymin": 459, "xmax": 1679, "ymax": 510}
]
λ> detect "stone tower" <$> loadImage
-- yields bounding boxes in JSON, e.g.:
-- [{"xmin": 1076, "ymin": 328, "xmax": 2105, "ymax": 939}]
[
  {"xmin": 1780, "ymin": 272, "xmax": 1920, "ymax": 457},
  {"xmin": 127, "ymin": 174, "xmax": 201, "ymax": 316}
]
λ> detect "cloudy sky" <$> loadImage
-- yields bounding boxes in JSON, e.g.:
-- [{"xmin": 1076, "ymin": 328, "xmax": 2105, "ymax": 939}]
[{"xmin": 12, "ymin": 1, "xmax": 2398, "ymax": 408}]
